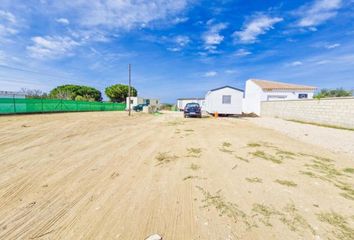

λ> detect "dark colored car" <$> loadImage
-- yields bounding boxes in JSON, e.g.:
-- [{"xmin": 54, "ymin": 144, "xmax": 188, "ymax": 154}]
[
  {"xmin": 184, "ymin": 103, "xmax": 202, "ymax": 118},
  {"xmin": 133, "ymin": 104, "xmax": 147, "ymax": 112}
]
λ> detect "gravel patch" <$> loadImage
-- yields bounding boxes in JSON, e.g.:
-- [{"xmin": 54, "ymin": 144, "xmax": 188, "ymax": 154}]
[{"xmin": 247, "ymin": 117, "xmax": 354, "ymax": 155}]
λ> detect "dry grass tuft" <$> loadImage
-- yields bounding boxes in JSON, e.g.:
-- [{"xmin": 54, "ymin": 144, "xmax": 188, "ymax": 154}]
[
  {"xmin": 184, "ymin": 129, "xmax": 194, "ymax": 132},
  {"xmin": 187, "ymin": 148, "xmax": 202, "ymax": 158},
  {"xmin": 155, "ymin": 152, "xmax": 178, "ymax": 165},
  {"xmin": 183, "ymin": 175, "xmax": 199, "ymax": 181},
  {"xmin": 280, "ymin": 203, "xmax": 315, "ymax": 234},
  {"xmin": 222, "ymin": 142, "xmax": 232, "ymax": 148},
  {"xmin": 301, "ymin": 158, "xmax": 354, "ymax": 201},
  {"xmin": 247, "ymin": 143, "xmax": 261, "ymax": 147},
  {"xmin": 275, "ymin": 179, "xmax": 297, "ymax": 187},
  {"xmin": 190, "ymin": 163, "xmax": 200, "ymax": 171},
  {"xmin": 252, "ymin": 203, "xmax": 314, "ymax": 234},
  {"xmin": 219, "ymin": 142, "xmax": 233, "ymax": 154},
  {"xmin": 251, "ymin": 150, "xmax": 282, "ymax": 164},
  {"xmin": 317, "ymin": 211, "xmax": 354, "ymax": 240},
  {"xmin": 234, "ymin": 154, "xmax": 250, "ymax": 163},
  {"xmin": 167, "ymin": 120, "xmax": 184, "ymax": 126},
  {"xmin": 196, "ymin": 186, "xmax": 255, "ymax": 228},
  {"xmin": 246, "ymin": 177, "xmax": 263, "ymax": 183},
  {"xmin": 343, "ymin": 168, "xmax": 354, "ymax": 174},
  {"xmin": 252, "ymin": 204, "xmax": 280, "ymax": 226}
]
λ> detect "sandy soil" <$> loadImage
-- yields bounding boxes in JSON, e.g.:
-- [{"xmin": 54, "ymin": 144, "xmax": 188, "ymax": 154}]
[{"xmin": 0, "ymin": 111, "xmax": 353, "ymax": 240}]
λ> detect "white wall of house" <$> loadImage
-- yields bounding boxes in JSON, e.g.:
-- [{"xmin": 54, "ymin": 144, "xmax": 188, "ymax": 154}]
[
  {"xmin": 126, "ymin": 97, "xmax": 160, "ymax": 110},
  {"xmin": 243, "ymin": 80, "xmax": 315, "ymax": 115},
  {"xmin": 126, "ymin": 97, "xmax": 144, "ymax": 110},
  {"xmin": 205, "ymin": 87, "xmax": 243, "ymax": 115},
  {"xmin": 177, "ymin": 99, "xmax": 205, "ymax": 111},
  {"xmin": 147, "ymin": 99, "xmax": 160, "ymax": 107}
]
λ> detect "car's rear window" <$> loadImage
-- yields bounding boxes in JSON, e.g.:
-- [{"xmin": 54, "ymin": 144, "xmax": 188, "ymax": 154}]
[{"xmin": 186, "ymin": 103, "xmax": 200, "ymax": 108}]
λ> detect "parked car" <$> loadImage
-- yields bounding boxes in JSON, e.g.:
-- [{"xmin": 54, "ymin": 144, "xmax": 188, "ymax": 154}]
[
  {"xmin": 184, "ymin": 103, "xmax": 202, "ymax": 118},
  {"xmin": 133, "ymin": 104, "xmax": 147, "ymax": 112}
]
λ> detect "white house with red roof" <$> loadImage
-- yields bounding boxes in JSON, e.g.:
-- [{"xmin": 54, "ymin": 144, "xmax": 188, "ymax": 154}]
[{"xmin": 243, "ymin": 79, "xmax": 317, "ymax": 115}]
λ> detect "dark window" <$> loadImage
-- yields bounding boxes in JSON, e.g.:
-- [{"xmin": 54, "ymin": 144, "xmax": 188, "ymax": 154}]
[
  {"xmin": 186, "ymin": 103, "xmax": 200, "ymax": 108},
  {"xmin": 222, "ymin": 95, "xmax": 231, "ymax": 104},
  {"xmin": 298, "ymin": 94, "xmax": 308, "ymax": 99}
]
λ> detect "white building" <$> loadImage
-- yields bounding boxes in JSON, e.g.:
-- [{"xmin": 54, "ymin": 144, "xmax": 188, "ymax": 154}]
[
  {"xmin": 243, "ymin": 79, "xmax": 316, "ymax": 115},
  {"xmin": 205, "ymin": 86, "xmax": 244, "ymax": 115},
  {"xmin": 177, "ymin": 98, "xmax": 205, "ymax": 111},
  {"xmin": 126, "ymin": 97, "xmax": 160, "ymax": 110}
]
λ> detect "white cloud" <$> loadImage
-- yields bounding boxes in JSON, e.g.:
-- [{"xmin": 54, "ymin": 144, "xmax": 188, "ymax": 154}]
[
  {"xmin": 326, "ymin": 43, "xmax": 340, "ymax": 49},
  {"xmin": 225, "ymin": 69, "xmax": 237, "ymax": 74},
  {"xmin": 204, "ymin": 71, "xmax": 218, "ymax": 77},
  {"xmin": 172, "ymin": 17, "xmax": 188, "ymax": 24},
  {"xmin": 167, "ymin": 35, "xmax": 190, "ymax": 52},
  {"xmin": 0, "ymin": 10, "xmax": 18, "ymax": 41},
  {"xmin": 203, "ymin": 22, "xmax": 227, "ymax": 49},
  {"xmin": 202, "ymin": 22, "xmax": 227, "ymax": 53},
  {"xmin": 289, "ymin": 61, "xmax": 303, "ymax": 66},
  {"xmin": 234, "ymin": 49, "xmax": 252, "ymax": 57},
  {"xmin": 51, "ymin": 0, "xmax": 190, "ymax": 30},
  {"xmin": 56, "ymin": 18, "xmax": 70, "ymax": 25},
  {"xmin": 0, "ymin": 10, "xmax": 16, "ymax": 23},
  {"xmin": 315, "ymin": 60, "xmax": 331, "ymax": 65},
  {"xmin": 167, "ymin": 47, "xmax": 181, "ymax": 52},
  {"xmin": 233, "ymin": 14, "xmax": 283, "ymax": 44},
  {"xmin": 174, "ymin": 35, "xmax": 190, "ymax": 47},
  {"xmin": 27, "ymin": 36, "xmax": 80, "ymax": 59},
  {"xmin": 296, "ymin": 0, "xmax": 342, "ymax": 27}
]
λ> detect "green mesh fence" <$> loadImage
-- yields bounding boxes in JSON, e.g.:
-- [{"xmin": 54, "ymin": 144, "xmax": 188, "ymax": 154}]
[{"xmin": 0, "ymin": 98, "xmax": 126, "ymax": 114}]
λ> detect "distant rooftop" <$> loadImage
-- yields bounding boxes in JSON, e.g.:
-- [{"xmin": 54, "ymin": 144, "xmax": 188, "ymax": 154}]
[
  {"xmin": 250, "ymin": 79, "xmax": 317, "ymax": 91},
  {"xmin": 177, "ymin": 97, "xmax": 205, "ymax": 100},
  {"xmin": 0, "ymin": 91, "xmax": 26, "ymax": 96},
  {"xmin": 209, "ymin": 85, "xmax": 244, "ymax": 92}
]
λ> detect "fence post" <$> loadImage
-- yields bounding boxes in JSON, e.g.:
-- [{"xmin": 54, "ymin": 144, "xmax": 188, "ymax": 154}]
[
  {"xmin": 13, "ymin": 94, "xmax": 16, "ymax": 113},
  {"xmin": 41, "ymin": 97, "xmax": 44, "ymax": 113}
]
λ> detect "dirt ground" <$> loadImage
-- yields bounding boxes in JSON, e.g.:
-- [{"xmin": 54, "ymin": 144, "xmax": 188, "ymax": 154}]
[{"xmin": 0, "ymin": 111, "xmax": 353, "ymax": 240}]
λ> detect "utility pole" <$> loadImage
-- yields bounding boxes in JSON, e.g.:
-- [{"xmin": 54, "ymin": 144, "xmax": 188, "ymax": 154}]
[{"xmin": 128, "ymin": 64, "xmax": 131, "ymax": 116}]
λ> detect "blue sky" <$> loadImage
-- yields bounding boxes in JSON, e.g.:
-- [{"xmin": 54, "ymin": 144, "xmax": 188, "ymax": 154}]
[{"xmin": 0, "ymin": 0, "xmax": 353, "ymax": 102}]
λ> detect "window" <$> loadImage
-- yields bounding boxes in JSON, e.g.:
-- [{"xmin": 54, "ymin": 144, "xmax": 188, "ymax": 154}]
[
  {"xmin": 222, "ymin": 95, "xmax": 231, "ymax": 104},
  {"xmin": 298, "ymin": 94, "xmax": 308, "ymax": 99}
]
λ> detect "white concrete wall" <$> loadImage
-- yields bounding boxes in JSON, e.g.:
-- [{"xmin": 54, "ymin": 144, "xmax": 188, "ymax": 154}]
[
  {"xmin": 243, "ymin": 80, "xmax": 263, "ymax": 115},
  {"xmin": 261, "ymin": 97, "xmax": 354, "ymax": 129},
  {"xmin": 126, "ymin": 97, "xmax": 144, "ymax": 110},
  {"xmin": 205, "ymin": 87, "xmax": 243, "ymax": 114},
  {"xmin": 177, "ymin": 99, "xmax": 205, "ymax": 111},
  {"xmin": 243, "ymin": 80, "xmax": 315, "ymax": 115}
]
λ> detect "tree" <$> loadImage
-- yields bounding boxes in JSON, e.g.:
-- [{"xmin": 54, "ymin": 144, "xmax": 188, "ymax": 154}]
[
  {"xmin": 49, "ymin": 85, "xmax": 102, "ymax": 101},
  {"xmin": 315, "ymin": 88, "xmax": 353, "ymax": 99},
  {"xmin": 21, "ymin": 88, "xmax": 48, "ymax": 99},
  {"xmin": 105, "ymin": 84, "xmax": 137, "ymax": 102}
]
